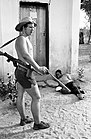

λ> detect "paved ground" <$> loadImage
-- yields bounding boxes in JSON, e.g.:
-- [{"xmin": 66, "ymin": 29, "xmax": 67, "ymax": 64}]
[{"xmin": 0, "ymin": 44, "xmax": 91, "ymax": 139}]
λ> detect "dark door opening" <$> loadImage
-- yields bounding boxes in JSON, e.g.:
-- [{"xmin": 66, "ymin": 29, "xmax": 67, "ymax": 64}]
[{"xmin": 20, "ymin": 2, "xmax": 49, "ymax": 68}]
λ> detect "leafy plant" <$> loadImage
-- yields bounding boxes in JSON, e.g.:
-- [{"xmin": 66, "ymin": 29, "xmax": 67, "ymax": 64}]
[
  {"xmin": 0, "ymin": 73, "xmax": 17, "ymax": 105},
  {"xmin": 78, "ymin": 68, "xmax": 84, "ymax": 79}
]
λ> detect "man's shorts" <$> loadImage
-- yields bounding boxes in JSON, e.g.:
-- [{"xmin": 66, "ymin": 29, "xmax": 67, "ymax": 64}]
[{"xmin": 15, "ymin": 66, "xmax": 36, "ymax": 89}]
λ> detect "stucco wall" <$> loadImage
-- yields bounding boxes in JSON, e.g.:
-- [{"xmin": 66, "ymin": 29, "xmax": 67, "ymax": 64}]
[
  {"xmin": 71, "ymin": 0, "xmax": 81, "ymax": 77},
  {"xmin": 0, "ymin": 1, "xmax": 3, "ymax": 78},
  {"xmin": 0, "ymin": 0, "xmax": 80, "ymax": 81},
  {"xmin": 0, "ymin": 0, "xmax": 19, "ymax": 80},
  {"xmin": 49, "ymin": 0, "xmax": 73, "ymax": 73},
  {"xmin": 49, "ymin": 0, "xmax": 80, "ymax": 76}
]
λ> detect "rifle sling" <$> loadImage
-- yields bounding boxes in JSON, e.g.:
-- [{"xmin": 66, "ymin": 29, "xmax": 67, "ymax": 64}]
[{"xmin": 0, "ymin": 36, "xmax": 20, "ymax": 49}]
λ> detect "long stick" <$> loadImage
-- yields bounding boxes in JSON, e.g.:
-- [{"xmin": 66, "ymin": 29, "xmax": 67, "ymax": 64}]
[{"xmin": 48, "ymin": 70, "xmax": 71, "ymax": 93}]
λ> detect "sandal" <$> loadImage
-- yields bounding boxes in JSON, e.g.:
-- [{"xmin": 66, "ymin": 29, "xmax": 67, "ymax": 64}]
[
  {"xmin": 33, "ymin": 121, "xmax": 50, "ymax": 130},
  {"xmin": 20, "ymin": 116, "xmax": 33, "ymax": 126}
]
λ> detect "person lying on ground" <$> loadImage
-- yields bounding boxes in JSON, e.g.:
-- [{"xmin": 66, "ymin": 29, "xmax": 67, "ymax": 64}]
[{"xmin": 55, "ymin": 69, "xmax": 85, "ymax": 100}]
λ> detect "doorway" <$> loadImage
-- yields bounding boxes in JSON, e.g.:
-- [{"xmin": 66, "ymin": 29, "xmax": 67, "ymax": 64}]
[{"xmin": 19, "ymin": 2, "xmax": 49, "ymax": 68}]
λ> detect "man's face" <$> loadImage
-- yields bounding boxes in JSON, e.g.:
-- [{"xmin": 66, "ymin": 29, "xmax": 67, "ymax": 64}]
[
  {"xmin": 25, "ymin": 23, "xmax": 35, "ymax": 35},
  {"xmin": 56, "ymin": 72, "xmax": 62, "ymax": 79}
]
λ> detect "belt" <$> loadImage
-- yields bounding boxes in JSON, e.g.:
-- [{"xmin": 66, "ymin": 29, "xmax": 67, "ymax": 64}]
[
  {"xmin": 18, "ymin": 64, "xmax": 28, "ymax": 69},
  {"xmin": 17, "ymin": 65, "xmax": 28, "ymax": 72}
]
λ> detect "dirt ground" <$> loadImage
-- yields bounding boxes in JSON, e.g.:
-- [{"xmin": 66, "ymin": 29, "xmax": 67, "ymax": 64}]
[{"xmin": 0, "ymin": 44, "xmax": 91, "ymax": 139}]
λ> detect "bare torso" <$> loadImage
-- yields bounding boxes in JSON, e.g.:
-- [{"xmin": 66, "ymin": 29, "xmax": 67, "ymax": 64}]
[
  {"xmin": 15, "ymin": 36, "xmax": 33, "ymax": 64},
  {"xmin": 59, "ymin": 74, "xmax": 73, "ymax": 85}
]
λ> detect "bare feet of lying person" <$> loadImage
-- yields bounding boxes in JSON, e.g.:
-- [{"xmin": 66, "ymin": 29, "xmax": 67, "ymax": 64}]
[{"xmin": 76, "ymin": 93, "xmax": 85, "ymax": 100}]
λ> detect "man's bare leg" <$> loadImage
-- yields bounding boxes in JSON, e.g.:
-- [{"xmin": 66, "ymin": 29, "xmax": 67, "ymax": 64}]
[
  {"xmin": 26, "ymin": 84, "xmax": 50, "ymax": 130},
  {"xmin": 26, "ymin": 84, "xmax": 41, "ymax": 124},
  {"xmin": 16, "ymin": 82, "xmax": 25, "ymax": 120}
]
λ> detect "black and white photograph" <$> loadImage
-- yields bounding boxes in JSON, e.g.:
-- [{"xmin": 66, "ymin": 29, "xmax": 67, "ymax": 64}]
[{"xmin": 0, "ymin": 0, "xmax": 91, "ymax": 138}]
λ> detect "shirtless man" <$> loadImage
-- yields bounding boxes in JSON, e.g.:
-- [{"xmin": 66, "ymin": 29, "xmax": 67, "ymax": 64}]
[{"xmin": 15, "ymin": 17, "xmax": 50, "ymax": 130}]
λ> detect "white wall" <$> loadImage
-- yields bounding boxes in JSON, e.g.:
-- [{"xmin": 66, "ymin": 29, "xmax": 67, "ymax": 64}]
[
  {"xmin": 49, "ymin": 0, "xmax": 72, "ymax": 73},
  {"xmin": 49, "ymin": 0, "xmax": 80, "ymax": 76},
  {"xmin": 0, "ymin": 0, "xmax": 19, "ymax": 81},
  {"xmin": 71, "ymin": 0, "xmax": 81, "ymax": 77},
  {"xmin": 0, "ymin": 1, "xmax": 3, "ymax": 78}
]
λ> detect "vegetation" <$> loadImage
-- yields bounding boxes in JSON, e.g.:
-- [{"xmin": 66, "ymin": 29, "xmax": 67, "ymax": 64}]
[
  {"xmin": 0, "ymin": 73, "xmax": 17, "ymax": 105},
  {"xmin": 81, "ymin": 0, "xmax": 91, "ymax": 42}
]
